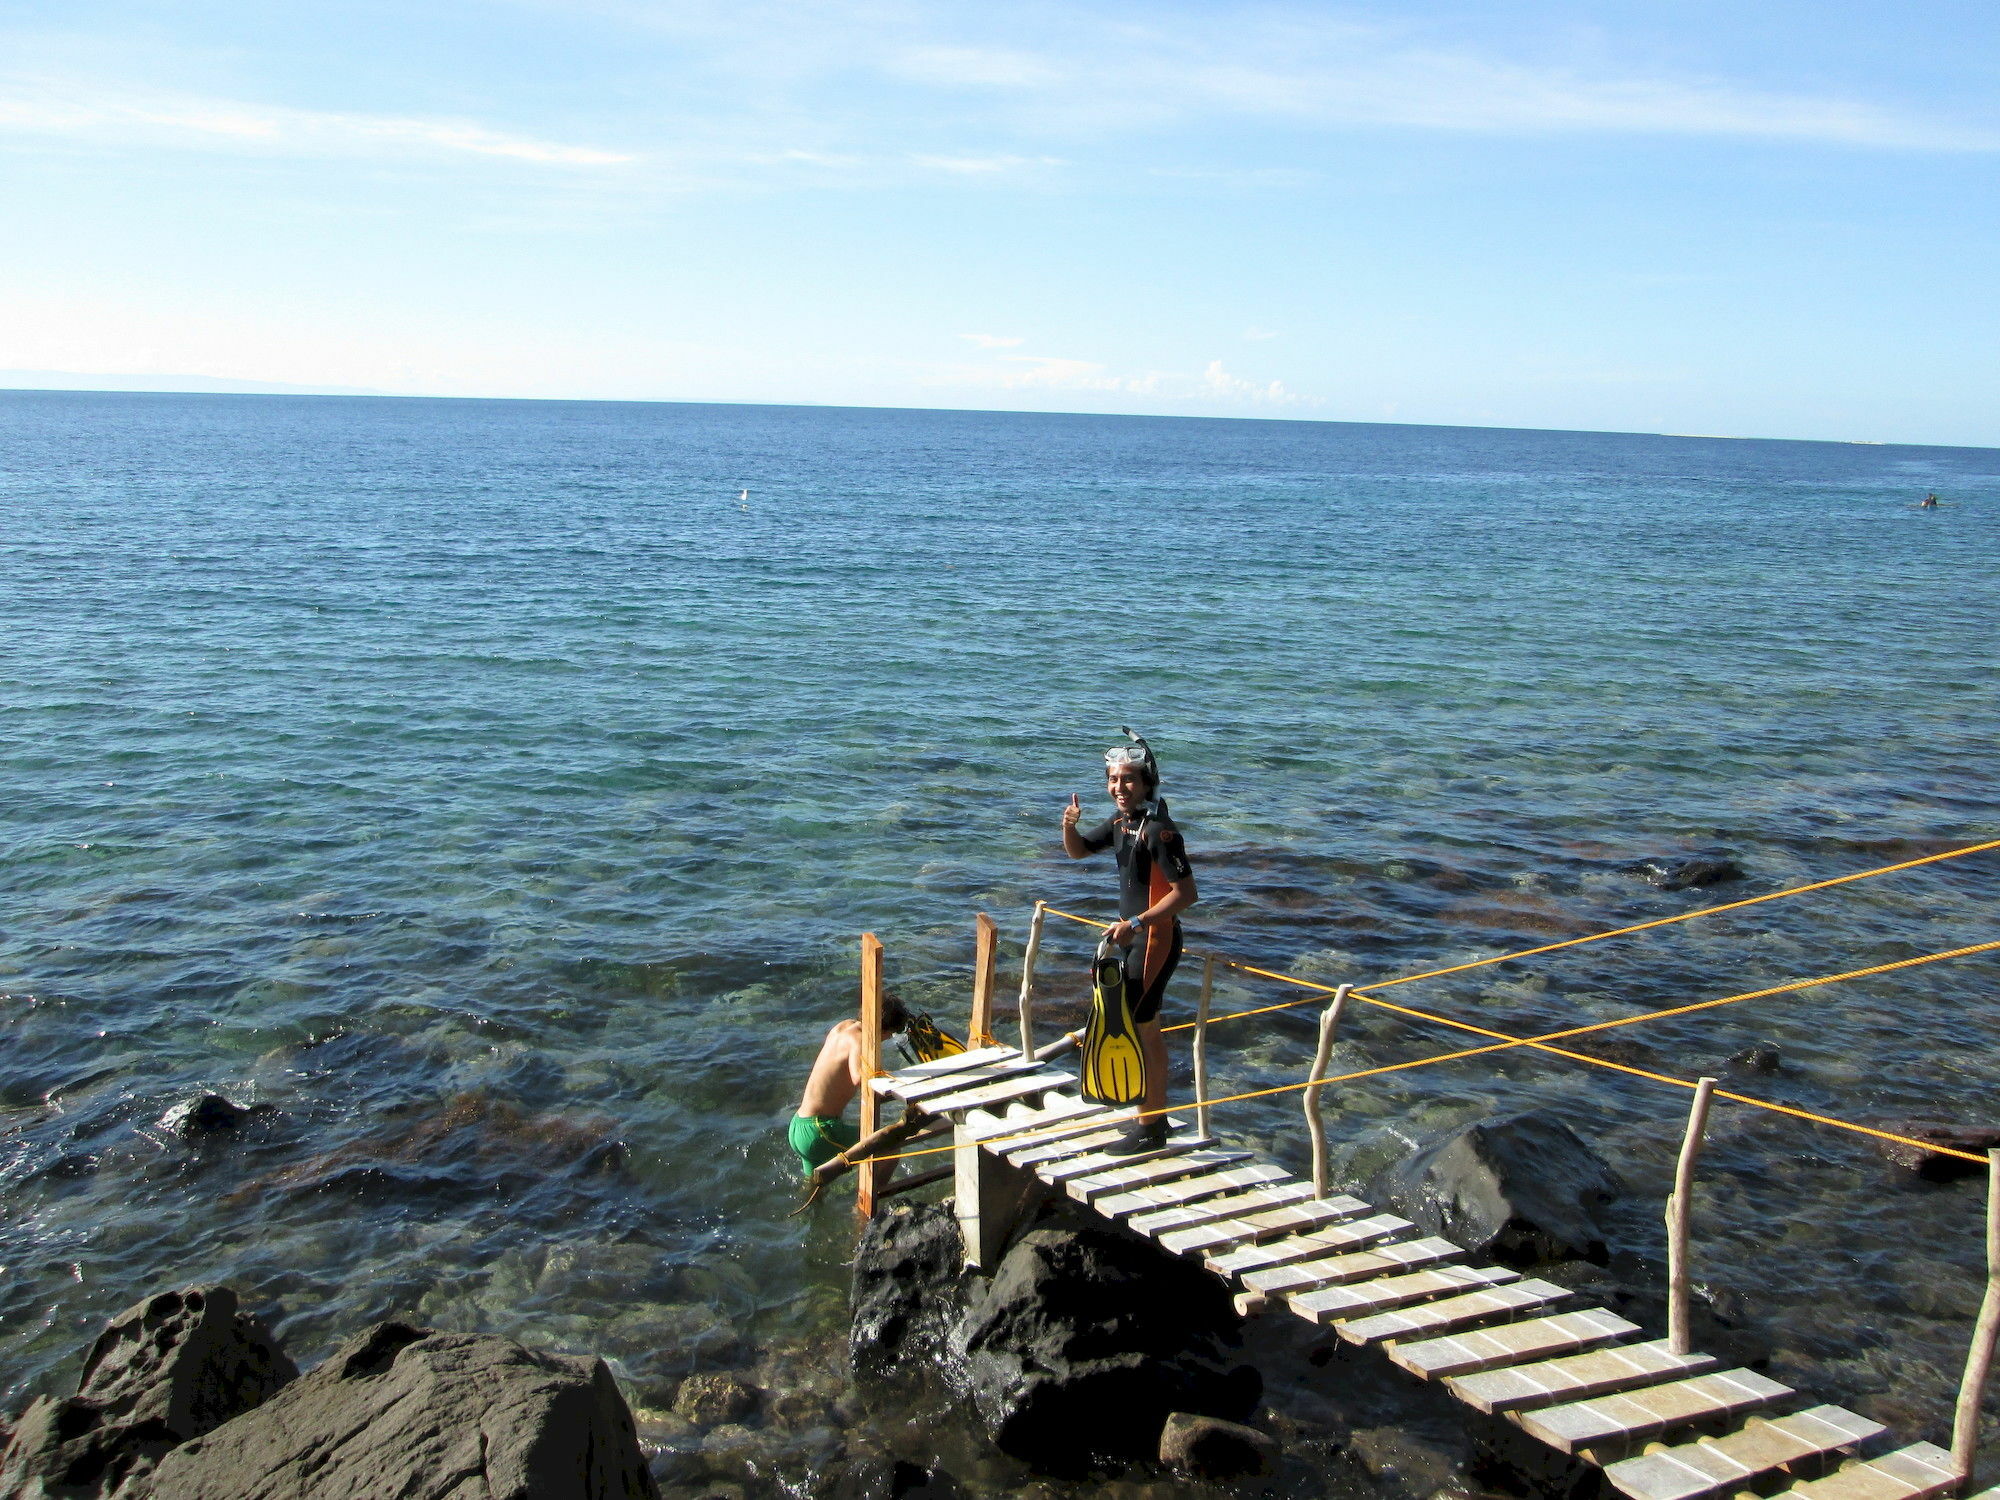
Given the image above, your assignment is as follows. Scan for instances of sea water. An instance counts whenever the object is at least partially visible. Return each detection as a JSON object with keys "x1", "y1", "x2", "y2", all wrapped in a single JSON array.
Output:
[{"x1": 2, "y1": 392, "x2": 1998, "y2": 1469}]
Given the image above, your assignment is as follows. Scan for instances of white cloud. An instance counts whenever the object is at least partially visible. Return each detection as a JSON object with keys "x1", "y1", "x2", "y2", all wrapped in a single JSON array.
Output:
[
  {"x1": 909, "y1": 152, "x2": 1063, "y2": 173},
  {"x1": 960, "y1": 333, "x2": 1026, "y2": 348},
  {"x1": 0, "y1": 81, "x2": 634, "y2": 165}
]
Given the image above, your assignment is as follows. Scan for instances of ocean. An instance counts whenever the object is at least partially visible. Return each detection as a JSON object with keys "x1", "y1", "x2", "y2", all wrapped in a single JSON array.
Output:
[{"x1": 3, "y1": 391, "x2": 1997, "y2": 1482}]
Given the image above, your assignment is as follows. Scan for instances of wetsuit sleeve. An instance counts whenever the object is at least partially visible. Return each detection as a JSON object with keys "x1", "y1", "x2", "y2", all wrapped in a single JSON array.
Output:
[
  {"x1": 1077, "y1": 817, "x2": 1117, "y2": 853},
  {"x1": 1150, "y1": 820, "x2": 1194, "y2": 882}
]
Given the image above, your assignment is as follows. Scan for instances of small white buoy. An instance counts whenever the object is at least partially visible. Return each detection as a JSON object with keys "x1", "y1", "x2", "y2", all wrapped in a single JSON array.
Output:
[{"x1": 739, "y1": 489, "x2": 749, "y2": 501}]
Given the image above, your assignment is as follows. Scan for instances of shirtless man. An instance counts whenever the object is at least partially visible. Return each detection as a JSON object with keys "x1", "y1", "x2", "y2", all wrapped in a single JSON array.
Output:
[{"x1": 789, "y1": 996, "x2": 909, "y2": 1179}]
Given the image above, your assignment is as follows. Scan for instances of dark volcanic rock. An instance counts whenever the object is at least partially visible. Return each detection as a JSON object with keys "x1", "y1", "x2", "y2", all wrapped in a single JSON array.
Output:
[
  {"x1": 1375, "y1": 1110, "x2": 1619, "y2": 1267},
  {"x1": 1729, "y1": 1042, "x2": 1782, "y2": 1075},
  {"x1": 1875, "y1": 1122, "x2": 2000, "y2": 1181},
  {"x1": 851, "y1": 1202, "x2": 971, "y2": 1384},
  {"x1": 1631, "y1": 855, "x2": 1745, "y2": 891},
  {"x1": 957, "y1": 1216, "x2": 1261, "y2": 1472},
  {"x1": 144, "y1": 1323, "x2": 657, "y2": 1500},
  {"x1": 672, "y1": 1372, "x2": 759, "y2": 1426},
  {"x1": 0, "y1": 1285, "x2": 294, "y2": 1500},
  {"x1": 812, "y1": 1454, "x2": 966, "y2": 1500},
  {"x1": 1159, "y1": 1411, "x2": 1280, "y2": 1479},
  {"x1": 158, "y1": 1096, "x2": 274, "y2": 1140}
]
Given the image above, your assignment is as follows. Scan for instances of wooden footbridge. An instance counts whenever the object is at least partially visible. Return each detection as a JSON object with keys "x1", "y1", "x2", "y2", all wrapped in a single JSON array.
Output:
[{"x1": 839, "y1": 840, "x2": 2000, "y2": 1500}]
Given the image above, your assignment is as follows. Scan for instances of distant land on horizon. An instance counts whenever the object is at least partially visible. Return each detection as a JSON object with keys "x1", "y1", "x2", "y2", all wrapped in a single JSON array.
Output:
[{"x1": 1, "y1": 375, "x2": 1992, "y2": 454}]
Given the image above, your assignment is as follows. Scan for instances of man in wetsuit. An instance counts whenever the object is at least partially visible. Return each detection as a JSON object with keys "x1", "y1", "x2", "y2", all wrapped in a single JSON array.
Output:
[{"x1": 1061, "y1": 734, "x2": 1199, "y2": 1152}]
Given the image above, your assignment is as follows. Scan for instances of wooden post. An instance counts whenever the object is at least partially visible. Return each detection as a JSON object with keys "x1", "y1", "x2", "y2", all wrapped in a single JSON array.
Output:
[
  {"x1": 1193, "y1": 954, "x2": 1216, "y2": 1140},
  {"x1": 1666, "y1": 1076, "x2": 1718, "y2": 1356},
  {"x1": 1303, "y1": 984, "x2": 1352, "y2": 1201},
  {"x1": 1016, "y1": 901, "x2": 1046, "y2": 1056},
  {"x1": 1951, "y1": 1149, "x2": 2000, "y2": 1485},
  {"x1": 856, "y1": 933, "x2": 884, "y2": 1219},
  {"x1": 970, "y1": 913, "x2": 998, "y2": 1047}
]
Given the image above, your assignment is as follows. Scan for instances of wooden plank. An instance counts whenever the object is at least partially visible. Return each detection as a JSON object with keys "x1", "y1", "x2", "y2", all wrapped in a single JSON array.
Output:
[
  {"x1": 1204, "y1": 1213, "x2": 1417, "y2": 1277},
  {"x1": 1002, "y1": 1123, "x2": 1132, "y2": 1168},
  {"x1": 1337, "y1": 1279, "x2": 1571, "y2": 1345},
  {"x1": 963, "y1": 1095, "x2": 1111, "y2": 1147},
  {"x1": 1034, "y1": 1134, "x2": 1216, "y2": 1184},
  {"x1": 916, "y1": 1069, "x2": 1078, "y2": 1115},
  {"x1": 1603, "y1": 1407, "x2": 1886, "y2": 1500},
  {"x1": 1388, "y1": 1309, "x2": 1640, "y2": 1381},
  {"x1": 1243, "y1": 1237, "x2": 1464, "y2": 1298},
  {"x1": 1121, "y1": 1181, "x2": 1327, "y2": 1236},
  {"x1": 872, "y1": 1044, "x2": 1018, "y2": 1091},
  {"x1": 1517, "y1": 1369, "x2": 1793, "y2": 1457},
  {"x1": 969, "y1": 911, "x2": 998, "y2": 1045},
  {"x1": 1783, "y1": 1445, "x2": 1960, "y2": 1500},
  {"x1": 1094, "y1": 1164, "x2": 1293, "y2": 1219},
  {"x1": 887, "y1": 1055, "x2": 1043, "y2": 1104},
  {"x1": 1289, "y1": 1264, "x2": 1518, "y2": 1324},
  {"x1": 1065, "y1": 1149, "x2": 1253, "y2": 1202},
  {"x1": 1157, "y1": 1197, "x2": 1368, "y2": 1257},
  {"x1": 1449, "y1": 1338, "x2": 1719, "y2": 1414},
  {"x1": 857, "y1": 933, "x2": 884, "y2": 1219}
]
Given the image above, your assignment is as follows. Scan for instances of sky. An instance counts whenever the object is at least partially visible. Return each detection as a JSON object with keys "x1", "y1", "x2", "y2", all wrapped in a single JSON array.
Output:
[{"x1": 2, "y1": 1, "x2": 1997, "y2": 444}]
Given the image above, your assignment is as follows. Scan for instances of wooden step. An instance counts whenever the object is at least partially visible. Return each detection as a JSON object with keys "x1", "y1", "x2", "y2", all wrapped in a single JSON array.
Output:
[
  {"x1": 1389, "y1": 1309, "x2": 1640, "y2": 1381},
  {"x1": 1204, "y1": 1213, "x2": 1418, "y2": 1277},
  {"x1": 1156, "y1": 1197, "x2": 1368, "y2": 1257},
  {"x1": 1291, "y1": 1264, "x2": 1519, "y2": 1325},
  {"x1": 1338, "y1": 1279, "x2": 1571, "y2": 1345},
  {"x1": 1032, "y1": 1133, "x2": 1216, "y2": 1184},
  {"x1": 1516, "y1": 1369, "x2": 1793, "y2": 1457},
  {"x1": 1121, "y1": 1181, "x2": 1327, "y2": 1236},
  {"x1": 1242, "y1": 1237, "x2": 1464, "y2": 1298},
  {"x1": 1603, "y1": 1406, "x2": 1887, "y2": 1500},
  {"x1": 888, "y1": 1056, "x2": 1043, "y2": 1104},
  {"x1": 1066, "y1": 1150, "x2": 1254, "y2": 1202},
  {"x1": 915, "y1": 1069, "x2": 1078, "y2": 1115},
  {"x1": 873, "y1": 1045, "x2": 1019, "y2": 1091},
  {"x1": 999, "y1": 1122, "x2": 1132, "y2": 1168},
  {"x1": 964, "y1": 1095, "x2": 1112, "y2": 1146},
  {"x1": 1449, "y1": 1338, "x2": 1719, "y2": 1415},
  {"x1": 1094, "y1": 1163, "x2": 1293, "y2": 1219},
  {"x1": 1782, "y1": 1444, "x2": 1960, "y2": 1500}
]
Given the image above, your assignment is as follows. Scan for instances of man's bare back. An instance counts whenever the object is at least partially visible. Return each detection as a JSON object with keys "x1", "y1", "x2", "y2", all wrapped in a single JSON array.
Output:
[{"x1": 798, "y1": 1018, "x2": 867, "y2": 1119}]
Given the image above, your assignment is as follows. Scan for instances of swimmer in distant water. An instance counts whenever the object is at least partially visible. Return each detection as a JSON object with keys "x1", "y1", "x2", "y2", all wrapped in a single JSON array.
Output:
[{"x1": 1920, "y1": 493, "x2": 1940, "y2": 509}]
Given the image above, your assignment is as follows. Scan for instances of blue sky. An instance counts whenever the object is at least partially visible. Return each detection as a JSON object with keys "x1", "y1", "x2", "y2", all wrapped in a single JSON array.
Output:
[{"x1": 2, "y1": 1, "x2": 1997, "y2": 443}]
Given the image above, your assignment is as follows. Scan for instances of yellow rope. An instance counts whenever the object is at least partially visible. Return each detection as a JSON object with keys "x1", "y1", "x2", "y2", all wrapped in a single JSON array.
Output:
[
  {"x1": 862, "y1": 937, "x2": 2000, "y2": 1167},
  {"x1": 1044, "y1": 834, "x2": 1999, "y2": 1031}
]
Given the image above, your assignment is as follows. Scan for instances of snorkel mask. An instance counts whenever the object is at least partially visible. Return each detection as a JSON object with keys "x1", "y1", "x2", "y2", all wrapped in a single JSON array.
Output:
[{"x1": 1104, "y1": 728, "x2": 1160, "y2": 806}]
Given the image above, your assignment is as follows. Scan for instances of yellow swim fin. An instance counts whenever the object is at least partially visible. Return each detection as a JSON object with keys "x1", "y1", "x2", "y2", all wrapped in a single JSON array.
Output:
[
  {"x1": 1080, "y1": 937, "x2": 1146, "y2": 1106},
  {"x1": 901, "y1": 1011, "x2": 966, "y2": 1064}
]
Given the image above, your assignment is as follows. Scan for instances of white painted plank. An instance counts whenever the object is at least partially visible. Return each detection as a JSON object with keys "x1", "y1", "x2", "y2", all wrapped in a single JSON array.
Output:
[
  {"x1": 1094, "y1": 1164, "x2": 1293, "y2": 1219},
  {"x1": 1242, "y1": 1237, "x2": 1463, "y2": 1298},
  {"x1": 1121, "y1": 1182, "x2": 1326, "y2": 1236},
  {"x1": 1337, "y1": 1279, "x2": 1570, "y2": 1345},
  {"x1": 1388, "y1": 1309, "x2": 1639, "y2": 1381},
  {"x1": 1603, "y1": 1407, "x2": 1886, "y2": 1500},
  {"x1": 1157, "y1": 1197, "x2": 1367, "y2": 1257},
  {"x1": 1783, "y1": 1445, "x2": 1960, "y2": 1500},
  {"x1": 888, "y1": 1056, "x2": 1044, "y2": 1104},
  {"x1": 1517, "y1": 1369, "x2": 1793, "y2": 1456},
  {"x1": 1203, "y1": 1213, "x2": 1417, "y2": 1277},
  {"x1": 961, "y1": 1093, "x2": 1109, "y2": 1144},
  {"x1": 1289, "y1": 1264, "x2": 1518, "y2": 1324},
  {"x1": 1034, "y1": 1134, "x2": 1216, "y2": 1184},
  {"x1": 915, "y1": 1069, "x2": 1079, "y2": 1114},
  {"x1": 873, "y1": 1045, "x2": 1018, "y2": 1091},
  {"x1": 1448, "y1": 1338, "x2": 1718, "y2": 1414},
  {"x1": 1066, "y1": 1149, "x2": 1253, "y2": 1202}
]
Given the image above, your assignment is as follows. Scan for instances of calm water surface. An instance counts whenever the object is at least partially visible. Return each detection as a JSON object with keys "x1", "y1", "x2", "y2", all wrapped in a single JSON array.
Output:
[{"x1": 2, "y1": 392, "x2": 1997, "y2": 1478}]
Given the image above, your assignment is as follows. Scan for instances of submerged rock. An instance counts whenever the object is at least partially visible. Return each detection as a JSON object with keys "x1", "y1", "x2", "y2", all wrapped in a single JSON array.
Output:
[
  {"x1": 1374, "y1": 1110, "x2": 1619, "y2": 1267},
  {"x1": 1159, "y1": 1411, "x2": 1280, "y2": 1479},
  {"x1": 851, "y1": 1202, "x2": 972, "y2": 1384},
  {"x1": 159, "y1": 1096, "x2": 275, "y2": 1139},
  {"x1": 0, "y1": 1285, "x2": 295, "y2": 1499},
  {"x1": 1631, "y1": 855, "x2": 1745, "y2": 891},
  {"x1": 1728, "y1": 1042, "x2": 1782, "y2": 1075},
  {"x1": 1874, "y1": 1122, "x2": 2000, "y2": 1181},
  {"x1": 145, "y1": 1322, "x2": 657, "y2": 1500},
  {"x1": 673, "y1": 1372, "x2": 759, "y2": 1426}
]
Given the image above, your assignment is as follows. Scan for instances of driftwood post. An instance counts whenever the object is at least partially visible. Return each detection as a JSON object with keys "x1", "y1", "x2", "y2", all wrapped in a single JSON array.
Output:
[
  {"x1": 1666, "y1": 1076, "x2": 1718, "y2": 1355},
  {"x1": 1193, "y1": 954, "x2": 1216, "y2": 1140},
  {"x1": 856, "y1": 933, "x2": 885, "y2": 1219},
  {"x1": 1303, "y1": 984, "x2": 1352, "y2": 1201},
  {"x1": 1951, "y1": 1148, "x2": 2000, "y2": 1485},
  {"x1": 970, "y1": 912, "x2": 998, "y2": 1046},
  {"x1": 1016, "y1": 900, "x2": 1046, "y2": 1056}
]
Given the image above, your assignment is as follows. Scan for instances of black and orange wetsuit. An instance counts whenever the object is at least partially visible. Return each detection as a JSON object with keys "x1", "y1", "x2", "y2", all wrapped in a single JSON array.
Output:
[{"x1": 1078, "y1": 800, "x2": 1194, "y2": 1022}]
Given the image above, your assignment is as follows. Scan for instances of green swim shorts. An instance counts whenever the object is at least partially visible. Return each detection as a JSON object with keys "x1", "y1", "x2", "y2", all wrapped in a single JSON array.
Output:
[{"x1": 788, "y1": 1113, "x2": 859, "y2": 1176}]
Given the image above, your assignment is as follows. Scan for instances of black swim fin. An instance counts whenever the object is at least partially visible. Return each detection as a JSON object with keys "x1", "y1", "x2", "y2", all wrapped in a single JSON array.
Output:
[
  {"x1": 1079, "y1": 936, "x2": 1146, "y2": 1106},
  {"x1": 899, "y1": 1010, "x2": 967, "y2": 1066}
]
